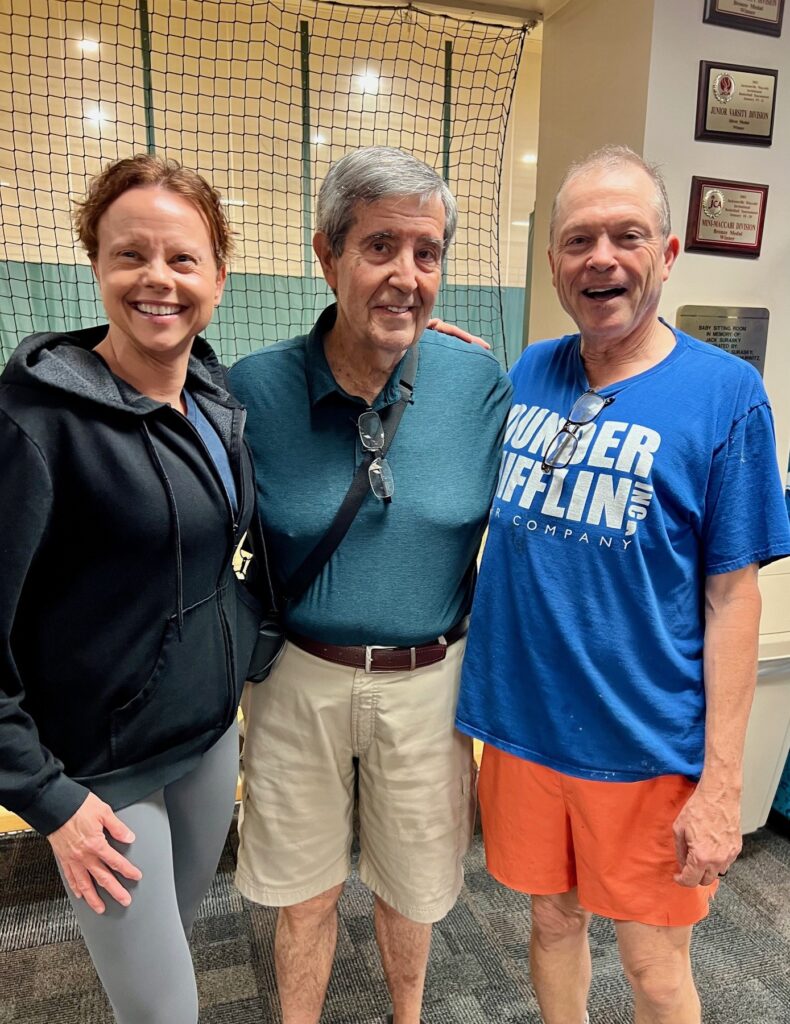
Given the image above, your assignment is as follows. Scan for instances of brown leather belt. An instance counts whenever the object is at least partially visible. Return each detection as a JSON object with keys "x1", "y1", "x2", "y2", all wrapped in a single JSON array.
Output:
[{"x1": 287, "y1": 617, "x2": 469, "y2": 673}]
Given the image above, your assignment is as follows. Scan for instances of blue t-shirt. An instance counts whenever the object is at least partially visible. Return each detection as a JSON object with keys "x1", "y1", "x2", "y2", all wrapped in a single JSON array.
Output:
[
  {"x1": 456, "y1": 324, "x2": 790, "y2": 781},
  {"x1": 229, "y1": 305, "x2": 512, "y2": 645}
]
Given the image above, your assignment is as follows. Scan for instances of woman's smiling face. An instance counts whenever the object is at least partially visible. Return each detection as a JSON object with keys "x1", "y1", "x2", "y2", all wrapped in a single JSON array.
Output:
[{"x1": 91, "y1": 186, "x2": 226, "y2": 362}]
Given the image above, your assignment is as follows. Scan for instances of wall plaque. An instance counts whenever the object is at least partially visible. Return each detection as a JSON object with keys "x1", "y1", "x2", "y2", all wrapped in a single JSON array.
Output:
[
  {"x1": 703, "y1": 0, "x2": 784, "y2": 36},
  {"x1": 676, "y1": 305, "x2": 769, "y2": 376},
  {"x1": 685, "y1": 176, "x2": 768, "y2": 257},
  {"x1": 695, "y1": 61, "x2": 777, "y2": 145}
]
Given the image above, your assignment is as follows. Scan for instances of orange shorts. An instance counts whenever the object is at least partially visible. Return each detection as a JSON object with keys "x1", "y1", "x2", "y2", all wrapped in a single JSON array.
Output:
[{"x1": 478, "y1": 745, "x2": 717, "y2": 928}]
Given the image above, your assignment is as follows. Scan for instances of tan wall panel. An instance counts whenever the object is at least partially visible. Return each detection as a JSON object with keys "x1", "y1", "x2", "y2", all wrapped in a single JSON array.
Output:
[{"x1": 0, "y1": 0, "x2": 144, "y2": 264}]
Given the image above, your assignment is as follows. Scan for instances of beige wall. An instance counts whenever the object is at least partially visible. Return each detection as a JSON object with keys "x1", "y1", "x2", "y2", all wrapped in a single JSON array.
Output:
[
  {"x1": 528, "y1": 0, "x2": 656, "y2": 343},
  {"x1": 500, "y1": 29, "x2": 541, "y2": 288}
]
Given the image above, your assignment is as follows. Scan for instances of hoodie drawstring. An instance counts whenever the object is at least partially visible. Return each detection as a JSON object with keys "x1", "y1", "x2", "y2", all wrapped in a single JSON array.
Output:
[{"x1": 142, "y1": 422, "x2": 185, "y2": 639}]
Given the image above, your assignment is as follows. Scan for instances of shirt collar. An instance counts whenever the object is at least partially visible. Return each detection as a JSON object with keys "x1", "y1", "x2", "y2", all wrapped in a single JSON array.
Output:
[{"x1": 305, "y1": 303, "x2": 410, "y2": 410}]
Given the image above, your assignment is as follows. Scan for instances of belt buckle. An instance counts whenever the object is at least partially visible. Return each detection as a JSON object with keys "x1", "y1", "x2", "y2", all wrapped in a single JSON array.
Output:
[{"x1": 365, "y1": 644, "x2": 408, "y2": 672}]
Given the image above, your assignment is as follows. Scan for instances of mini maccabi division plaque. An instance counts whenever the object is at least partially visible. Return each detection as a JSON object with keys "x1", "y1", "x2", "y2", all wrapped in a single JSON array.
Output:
[
  {"x1": 685, "y1": 176, "x2": 768, "y2": 257},
  {"x1": 695, "y1": 61, "x2": 777, "y2": 145},
  {"x1": 676, "y1": 305, "x2": 769, "y2": 376},
  {"x1": 703, "y1": 0, "x2": 784, "y2": 36}
]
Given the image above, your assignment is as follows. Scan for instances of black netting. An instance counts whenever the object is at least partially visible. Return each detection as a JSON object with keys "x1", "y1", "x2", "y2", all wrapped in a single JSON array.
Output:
[{"x1": 1, "y1": 0, "x2": 526, "y2": 366}]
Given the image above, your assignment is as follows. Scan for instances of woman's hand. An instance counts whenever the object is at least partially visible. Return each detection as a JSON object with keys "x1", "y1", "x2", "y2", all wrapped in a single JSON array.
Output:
[
  {"x1": 427, "y1": 318, "x2": 491, "y2": 350},
  {"x1": 47, "y1": 792, "x2": 143, "y2": 914}
]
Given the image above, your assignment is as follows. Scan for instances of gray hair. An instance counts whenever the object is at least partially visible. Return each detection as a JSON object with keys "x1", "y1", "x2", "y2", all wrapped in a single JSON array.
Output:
[
  {"x1": 316, "y1": 147, "x2": 458, "y2": 256},
  {"x1": 549, "y1": 144, "x2": 672, "y2": 246}
]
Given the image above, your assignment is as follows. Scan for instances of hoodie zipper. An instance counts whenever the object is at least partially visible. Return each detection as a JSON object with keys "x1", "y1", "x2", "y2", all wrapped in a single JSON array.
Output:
[
  {"x1": 145, "y1": 404, "x2": 247, "y2": 726},
  {"x1": 176, "y1": 402, "x2": 253, "y2": 719},
  {"x1": 141, "y1": 422, "x2": 186, "y2": 639}
]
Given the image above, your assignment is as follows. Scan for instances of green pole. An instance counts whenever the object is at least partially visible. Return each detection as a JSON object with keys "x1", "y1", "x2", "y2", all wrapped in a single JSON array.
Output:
[
  {"x1": 442, "y1": 41, "x2": 452, "y2": 184},
  {"x1": 300, "y1": 21, "x2": 313, "y2": 279},
  {"x1": 441, "y1": 40, "x2": 453, "y2": 282},
  {"x1": 138, "y1": 0, "x2": 156, "y2": 153}
]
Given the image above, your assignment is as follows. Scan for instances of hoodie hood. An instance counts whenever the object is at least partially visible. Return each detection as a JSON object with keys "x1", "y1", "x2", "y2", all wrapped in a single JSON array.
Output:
[{"x1": 3, "y1": 324, "x2": 236, "y2": 416}]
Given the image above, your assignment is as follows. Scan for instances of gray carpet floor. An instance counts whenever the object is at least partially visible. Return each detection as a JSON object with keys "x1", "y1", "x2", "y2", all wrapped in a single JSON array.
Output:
[{"x1": 1, "y1": 823, "x2": 788, "y2": 1023}]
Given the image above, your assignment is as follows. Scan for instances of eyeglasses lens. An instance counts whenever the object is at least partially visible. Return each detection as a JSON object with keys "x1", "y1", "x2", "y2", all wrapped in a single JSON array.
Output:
[
  {"x1": 544, "y1": 430, "x2": 578, "y2": 469},
  {"x1": 369, "y1": 456, "x2": 395, "y2": 500},
  {"x1": 358, "y1": 410, "x2": 385, "y2": 451},
  {"x1": 568, "y1": 391, "x2": 607, "y2": 424}
]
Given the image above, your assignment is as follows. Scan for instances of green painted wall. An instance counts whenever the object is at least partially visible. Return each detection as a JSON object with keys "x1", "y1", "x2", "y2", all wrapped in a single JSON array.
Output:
[{"x1": 1, "y1": 262, "x2": 525, "y2": 368}]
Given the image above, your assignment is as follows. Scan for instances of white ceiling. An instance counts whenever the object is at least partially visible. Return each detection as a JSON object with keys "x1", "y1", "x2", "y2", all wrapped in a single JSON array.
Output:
[
  {"x1": 348, "y1": 1, "x2": 549, "y2": 26},
  {"x1": 416, "y1": 1, "x2": 543, "y2": 23},
  {"x1": 455, "y1": 0, "x2": 544, "y2": 15},
  {"x1": 413, "y1": 0, "x2": 576, "y2": 22}
]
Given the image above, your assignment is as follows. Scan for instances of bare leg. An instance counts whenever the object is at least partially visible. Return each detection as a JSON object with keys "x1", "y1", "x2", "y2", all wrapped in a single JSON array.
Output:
[
  {"x1": 616, "y1": 920, "x2": 700, "y2": 1024},
  {"x1": 374, "y1": 895, "x2": 431, "y2": 1024},
  {"x1": 529, "y1": 891, "x2": 591, "y2": 1024},
  {"x1": 275, "y1": 883, "x2": 344, "y2": 1024}
]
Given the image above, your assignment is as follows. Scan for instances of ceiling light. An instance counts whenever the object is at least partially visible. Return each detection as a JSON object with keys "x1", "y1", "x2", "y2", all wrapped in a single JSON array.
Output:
[
  {"x1": 311, "y1": 132, "x2": 326, "y2": 145},
  {"x1": 221, "y1": 198, "x2": 247, "y2": 207},
  {"x1": 511, "y1": 220, "x2": 531, "y2": 227},
  {"x1": 521, "y1": 153, "x2": 537, "y2": 164},
  {"x1": 356, "y1": 71, "x2": 379, "y2": 94},
  {"x1": 78, "y1": 39, "x2": 100, "y2": 54},
  {"x1": 84, "y1": 106, "x2": 107, "y2": 124}
]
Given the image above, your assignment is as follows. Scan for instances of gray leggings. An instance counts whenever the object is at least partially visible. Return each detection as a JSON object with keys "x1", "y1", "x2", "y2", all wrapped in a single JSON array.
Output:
[{"x1": 59, "y1": 724, "x2": 239, "y2": 1024}]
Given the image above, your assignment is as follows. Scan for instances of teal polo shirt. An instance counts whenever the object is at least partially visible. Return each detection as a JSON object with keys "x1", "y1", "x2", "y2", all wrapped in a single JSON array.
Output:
[{"x1": 229, "y1": 305, "x2": 512, "y2": 646}]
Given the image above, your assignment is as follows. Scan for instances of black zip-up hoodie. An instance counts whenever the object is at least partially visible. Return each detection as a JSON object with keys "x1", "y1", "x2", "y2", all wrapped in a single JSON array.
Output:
[{"x1": 0, "y1": 326, "x2": 264, "y2": 835}]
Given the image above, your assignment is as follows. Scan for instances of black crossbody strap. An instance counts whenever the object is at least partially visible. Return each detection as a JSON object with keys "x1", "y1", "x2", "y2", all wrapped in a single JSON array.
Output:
[{"x1": 282, "y1": 343, "x2": 418, "y2": 603}]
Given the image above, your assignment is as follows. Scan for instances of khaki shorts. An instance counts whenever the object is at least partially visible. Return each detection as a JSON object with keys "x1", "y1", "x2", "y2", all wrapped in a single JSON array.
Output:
[{"x1": 235, "y1": 637, "x2": 475, "y2": 924}]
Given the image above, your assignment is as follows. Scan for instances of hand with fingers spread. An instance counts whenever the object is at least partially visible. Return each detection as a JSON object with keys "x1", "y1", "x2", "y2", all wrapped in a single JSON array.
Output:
[
  {"x1": 426, "y1": 317, "x2": 491, "y2": 350},
  {"x1": 672, "y1": 783, "x2": 742, "y2": 888},
  {"x1": 47, "y1": 793, "x2": 143, "y2": 914}
]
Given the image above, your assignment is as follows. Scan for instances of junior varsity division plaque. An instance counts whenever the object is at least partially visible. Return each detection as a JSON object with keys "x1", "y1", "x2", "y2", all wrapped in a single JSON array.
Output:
[{"x1": 695, "y1": 61, "x2": 777, "y2": 145}]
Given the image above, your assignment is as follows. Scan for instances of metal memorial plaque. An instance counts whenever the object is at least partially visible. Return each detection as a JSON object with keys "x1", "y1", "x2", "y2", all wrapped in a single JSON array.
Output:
[
  {"x1": 676, "y1": 305, "x2": 769, "y2": 376},
  {"x1": 695, "y1": 61, "x2": 777, "y2": 145}
]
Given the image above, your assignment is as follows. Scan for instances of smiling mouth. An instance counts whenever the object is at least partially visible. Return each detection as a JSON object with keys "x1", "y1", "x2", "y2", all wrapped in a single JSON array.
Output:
[
  {"x1": 131, "y1": 302, "x2": 186, "y2": 316},
  {"x1": 381, "y1": 305, "x2": 414, "y2": 314},
  {"x1": 582, "y1": 287, "x2": 627, "y2": 301}
]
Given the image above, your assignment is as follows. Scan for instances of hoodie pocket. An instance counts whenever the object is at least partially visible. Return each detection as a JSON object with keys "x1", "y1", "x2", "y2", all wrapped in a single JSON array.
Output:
[{"x1": 110, "y1": 591, "x2": 230, "y2": 769}]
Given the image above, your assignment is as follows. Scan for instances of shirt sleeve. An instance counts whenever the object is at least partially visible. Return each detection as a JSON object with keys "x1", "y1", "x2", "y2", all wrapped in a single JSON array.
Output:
[
  {"x1": 0, "y1": 410, "x2": 89, "y2": 834},
  {"x1": 703, "y1": 399, "x2": 790, "y2": 575},
  {"x1": 488, "y1": 360, "x2": 515, "y2": 452}
]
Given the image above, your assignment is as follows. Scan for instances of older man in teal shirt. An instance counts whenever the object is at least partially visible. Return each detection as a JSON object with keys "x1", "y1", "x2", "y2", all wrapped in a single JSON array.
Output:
[{"x1": 230, "y1": 147, "x2": 511, "y2": 1024}]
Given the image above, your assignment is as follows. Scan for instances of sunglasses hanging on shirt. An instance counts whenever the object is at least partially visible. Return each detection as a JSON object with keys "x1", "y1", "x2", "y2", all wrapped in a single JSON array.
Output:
[{"x1": 283, "y1": 342, "x2": 418, "y2": 599}]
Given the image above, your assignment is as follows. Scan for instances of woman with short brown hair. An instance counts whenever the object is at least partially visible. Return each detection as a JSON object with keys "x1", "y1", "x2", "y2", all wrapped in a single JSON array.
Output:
[{"x1": 0, "y1": 155, "x2": 265, "y2": 1023}]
